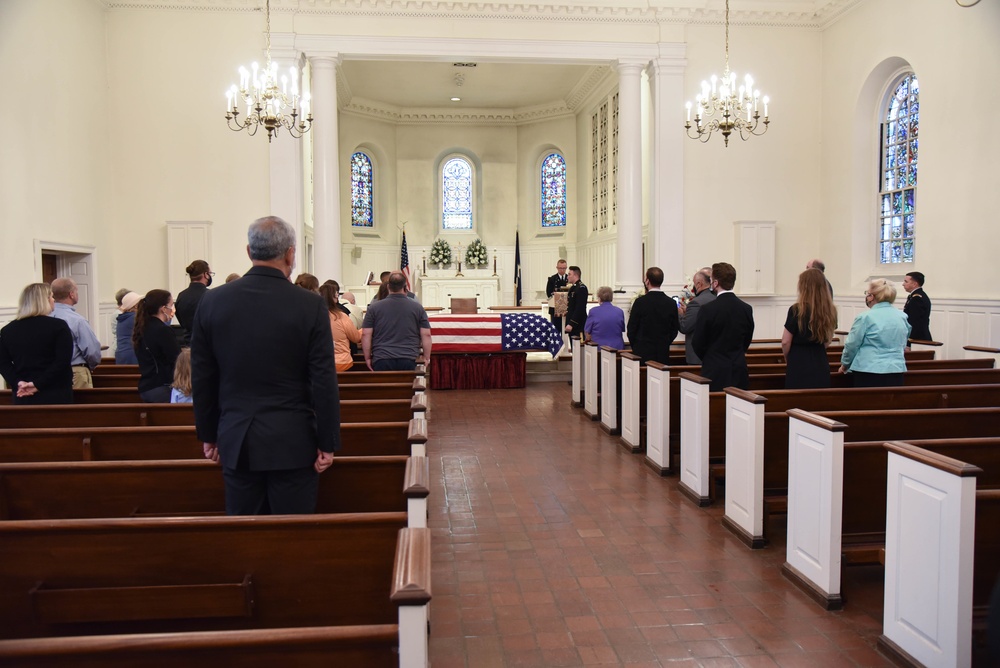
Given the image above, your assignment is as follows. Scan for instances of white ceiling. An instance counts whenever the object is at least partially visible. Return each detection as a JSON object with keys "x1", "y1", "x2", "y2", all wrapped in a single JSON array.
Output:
[{"x1": 340, "y1": 61, "x2": 599, "y2": 111}]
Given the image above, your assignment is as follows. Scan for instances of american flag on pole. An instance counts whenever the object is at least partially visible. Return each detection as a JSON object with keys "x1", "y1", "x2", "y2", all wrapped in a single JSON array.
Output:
[
  {"x1": 400, "y1": 231, "x2": 411, "y2": 292},
  {"x1": 430, "y1": 313, "x2": 562, "y2": 358}
]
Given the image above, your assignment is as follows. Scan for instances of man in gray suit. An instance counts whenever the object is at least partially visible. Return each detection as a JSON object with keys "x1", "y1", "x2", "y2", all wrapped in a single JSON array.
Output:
[{"x1": 677, "y1": 269, "x2": 715, "y2": 364}]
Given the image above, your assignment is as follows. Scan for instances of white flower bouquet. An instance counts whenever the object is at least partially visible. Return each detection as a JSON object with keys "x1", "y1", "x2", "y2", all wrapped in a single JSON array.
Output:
[
  {"x1": 429, "y1": 238, "x2": 452, "y2": 266},
  {"x1": 465, "y1": 239, "x2": 489, "y2": 267}
]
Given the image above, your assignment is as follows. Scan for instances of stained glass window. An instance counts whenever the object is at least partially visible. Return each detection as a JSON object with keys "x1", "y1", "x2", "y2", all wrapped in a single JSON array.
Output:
[
  {"x1": 350, "y1": 152, "x2": 373, "y2": 228},
  {"x1": 541, "y1": 153, "x2": 567, "y2": 228},
  {"x1": 442, "y1": 157, "x2": 473, "y2": 230},
  {"x1": 879, "y1": 74, "x2": 918, "y2": 264}
]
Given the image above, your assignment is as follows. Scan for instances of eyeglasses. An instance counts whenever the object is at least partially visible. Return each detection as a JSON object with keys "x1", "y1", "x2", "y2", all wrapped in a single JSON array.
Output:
[
  {"x1": 863, "y1": 291, "x2": 871, "y2": 296},
  {"x1": 206, "y1": 272, "x2": 216, "y2": 277}
]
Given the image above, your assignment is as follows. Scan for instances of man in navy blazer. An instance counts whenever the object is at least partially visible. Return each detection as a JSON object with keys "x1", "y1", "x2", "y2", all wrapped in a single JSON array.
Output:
[
  {"x1": 192, "y1": 216, "x2": 340, "y2": 515},
  {"x1": 692, "y1": 262, "x2": 755, "y2": 392},
  {"x1": 626, "y1": 266, "x2": 679, "y2": 365}
]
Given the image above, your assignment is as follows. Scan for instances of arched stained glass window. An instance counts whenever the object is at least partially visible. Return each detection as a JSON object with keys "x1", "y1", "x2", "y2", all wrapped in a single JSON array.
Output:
[
  {"x1": 541, "y1": 153, "x2": 567, "y2": 228},
  {"x1": 442, "y1": 157, "x2": 473, "y2": 230},
  {"x1": 879, "y1": 73, "x2": 919, "y2": 264},
  {"x1": 351, "y1": 151, "x2": 373, "y2": 228}
]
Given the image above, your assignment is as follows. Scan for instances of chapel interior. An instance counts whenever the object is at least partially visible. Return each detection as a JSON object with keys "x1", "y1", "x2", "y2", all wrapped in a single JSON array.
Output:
[{"x1": 1, "y1": 0, "x2": 999, "y2": 665}]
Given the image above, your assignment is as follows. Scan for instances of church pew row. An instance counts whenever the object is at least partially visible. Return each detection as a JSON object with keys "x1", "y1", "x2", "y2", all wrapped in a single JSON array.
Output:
[
  {"x1": 0, "y1": 514, "x2": 431, "y2": 668},
  {"x1": 0, "y1": 456, "x2": 430, "y2": 527},
  {"x1": 0, "y1": 396, "x2": 427, "y2": 429},
  {"x1": 781, "y1": 418, "x2": 1000, "y2": 611},
  {"x1": 677, "y1": 380, "x2": 1000, "y2": 507},
  {"x1": 0, "y1": 420, "x2": 429, "y2": 463},
  {"x1": 0, "y1": 625, "x2": 403, "y2": 668},
  {"x1": 723, "y1": 406, "x2": 1000, "y2": 553},
  {"x1": 1, "y1": 380, "x2": 428, "y2": 405},
  {"x1": 94, "y1": 365, "x2": 426, "y2": 380},
  {"x1": 632, "y1": 364, "x2": 1000, "y2": 478},
  {"x1": 878, "y1": 443, "x2": 1000, "y2": 668}
]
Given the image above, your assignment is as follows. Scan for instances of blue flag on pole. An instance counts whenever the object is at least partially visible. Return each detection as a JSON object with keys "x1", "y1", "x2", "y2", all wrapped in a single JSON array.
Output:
[{"x1": 514, "y1": 230, "x2": 522, "y2": 306}]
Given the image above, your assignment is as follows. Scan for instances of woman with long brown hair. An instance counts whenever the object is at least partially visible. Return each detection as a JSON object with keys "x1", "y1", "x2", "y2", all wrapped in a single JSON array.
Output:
[
  {"x1": 132, "y1": 289, "x2": 181, "y2": 402},
  {"x1": 782, "y1": 268, "x2": 838, "y2": 388},
  {"x1": 319, "y1": 282, "x2": 361, "y2": 373}
]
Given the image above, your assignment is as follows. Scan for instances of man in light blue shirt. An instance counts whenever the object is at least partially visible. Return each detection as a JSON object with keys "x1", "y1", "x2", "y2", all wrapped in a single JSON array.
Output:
[{"x1": 51, "y1": 278, "x2": 102, "y2": 388}]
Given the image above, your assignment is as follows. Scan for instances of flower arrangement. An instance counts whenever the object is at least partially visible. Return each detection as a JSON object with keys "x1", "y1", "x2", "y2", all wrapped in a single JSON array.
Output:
[
  {"x1": 429, "y1": 238, "x2": 452, "y2": 266},
  {"x1": 677, "y1": 283, "x2": 695, "y2": 307},
  {"x1": 465, "y1": 238, "x2": 489, "y2": 267}
]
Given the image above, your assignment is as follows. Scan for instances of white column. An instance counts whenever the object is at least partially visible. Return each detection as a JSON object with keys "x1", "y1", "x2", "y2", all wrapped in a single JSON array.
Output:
[
  {"x1": 309, "y1": 55, "x2": 342, "y2": 282},
  {"x1": 268, "y1": 122, "x2": 303, "y2": 237},
  {"x1": 615, "y1": 60, "x2": 645, "y2": 298},
  {"x1": 647, "y1": 48, "x2": 687, "y2": 292}
]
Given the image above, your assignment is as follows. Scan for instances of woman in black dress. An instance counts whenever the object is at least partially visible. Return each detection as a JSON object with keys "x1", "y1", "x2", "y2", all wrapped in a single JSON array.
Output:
[
  {"x1": 132, "y1": 289, "x2": 181, "y2": 403},
  {"x1": 0, "y1": 283, "x2": 74, "y2": 404},
  {"x1": 782, "y1": 268, "x2": 838, "y2": 389}
]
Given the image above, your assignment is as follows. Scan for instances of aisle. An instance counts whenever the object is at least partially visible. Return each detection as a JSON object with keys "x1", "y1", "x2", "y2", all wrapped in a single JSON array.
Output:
[{"x1": 426, "y1": 383, "x2": 890, "y2": 667}]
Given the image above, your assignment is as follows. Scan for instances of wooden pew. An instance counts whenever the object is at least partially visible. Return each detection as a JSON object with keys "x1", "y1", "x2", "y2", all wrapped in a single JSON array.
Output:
[
  {"x1": 777, "y1": 409, "x2": 1000, "y2": 609},
  {"x1": 598, "y1": 346, "x2": 621, "y2": 437},
  {"x1": 582, "y1": 342, "x2": 601, "y2": 420},
  {"x1": 0, "y1": 382, "x2": 425, "y2": 405},
  {"x1": 879, "y1": 443, "x2": 999, "y2": 668},
  {"x1": 0, "y1": 625, "x2": 404, "y2": 667},
  {"x1": 619, "y1": 353, "x2": 645, "y2": 453},
  {"x1": 0, "y1": 514, "x2": 430, "y2": 667},
  {"x1": 724, "y1": 406, "x2": 1000, "y2": 551},
  {"x1": 0, "y1": 456, "x2": 430, "y2": 527},
  {"x1": 90, "y1": 371, "x2": 427, "y2": 392},
  {"x1": 0, "y1": 397, "x2": 427, "y2": 429},
  {"x1": 0, "y1": 420, "x2": 428, "y2": 463}
]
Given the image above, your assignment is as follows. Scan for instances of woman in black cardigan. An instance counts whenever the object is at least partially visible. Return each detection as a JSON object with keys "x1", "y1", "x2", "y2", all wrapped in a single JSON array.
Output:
[
  {"x1": 0, "y1": 283, "x2": 74, "y2": 405},
  {"x1": 132, "y1": 289, "x2": 181, "y2": 403}
]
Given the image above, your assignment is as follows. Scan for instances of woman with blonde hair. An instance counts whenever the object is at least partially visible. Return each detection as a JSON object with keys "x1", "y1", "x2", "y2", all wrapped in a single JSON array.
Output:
[
  {"x1": 0, "y1": 283, "x2": 74, "y2": 404},
  {"x1": 319, "y1": 283, "x2": 361, "y2": 373},
  {"x1": 171, "y1": 348, "x2": 193, "y2": 404},
  {"x1": 782, "y1": 268, "x2": 838, "y2": 388},
  {"x1": 839, "y1": 278, "x2": 910, "y2": 387}
]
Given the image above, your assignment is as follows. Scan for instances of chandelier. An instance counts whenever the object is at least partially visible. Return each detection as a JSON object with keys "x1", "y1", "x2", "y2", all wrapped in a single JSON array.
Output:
[
  {"x1": 684, "y1": 0, "x2": 769, "y2": 147},
  {"x1": 225, "y1": 0, "x2": 312, "y2": 142}
]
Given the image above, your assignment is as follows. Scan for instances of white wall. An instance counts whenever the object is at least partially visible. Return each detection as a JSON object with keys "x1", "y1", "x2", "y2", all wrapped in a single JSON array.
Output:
[{"x1": 0, "y1": 0, "x2": 110, "y2": 306}]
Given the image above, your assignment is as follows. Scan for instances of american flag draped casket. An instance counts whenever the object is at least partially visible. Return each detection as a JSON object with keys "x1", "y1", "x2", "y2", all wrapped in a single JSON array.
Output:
[{"x1": 428, "y1": 313, "x2": 563, "y2": 358}]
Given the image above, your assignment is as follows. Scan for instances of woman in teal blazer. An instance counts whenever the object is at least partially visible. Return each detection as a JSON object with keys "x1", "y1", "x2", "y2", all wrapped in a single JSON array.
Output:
[{"x1": 839, "y1": 278, "x2": 911, "y2": 387}]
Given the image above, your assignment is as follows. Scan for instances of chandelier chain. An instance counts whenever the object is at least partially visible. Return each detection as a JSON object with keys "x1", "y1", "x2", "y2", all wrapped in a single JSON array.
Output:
[
  {"x1": 264, "y1": 0, "x2": 271, "y2": 65},
  {"x1": 724, "y1": 0, "x2": 730, "y2": 75}
]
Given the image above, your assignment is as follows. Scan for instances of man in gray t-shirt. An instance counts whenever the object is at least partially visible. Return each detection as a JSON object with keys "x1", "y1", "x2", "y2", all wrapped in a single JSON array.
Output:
[{"x1": 361, "y1": 271, "x2": 432, "y2": 371}]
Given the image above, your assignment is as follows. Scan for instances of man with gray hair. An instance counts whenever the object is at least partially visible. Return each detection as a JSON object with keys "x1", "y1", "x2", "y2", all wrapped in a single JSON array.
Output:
[
  {"x1": 51, "y1": 277, "x2": 102, "y2": 388},
  {"x1": 678, "y1": 269, "x2": 716, "y2": 364},
  {"x1": 192, "y1": 216, "x2": 341, "y2": 515}
]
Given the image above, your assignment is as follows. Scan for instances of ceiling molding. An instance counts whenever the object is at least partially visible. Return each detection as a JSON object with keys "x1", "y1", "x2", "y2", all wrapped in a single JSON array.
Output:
[
  {"x1": 342, "y1": 97, "x2": 581, "y2": 126},
  {"x1": 565, "y1": 66, "x2": 613, "y2": 112},
  {"x1": 102, "y1": 0, "x2": 865, "y2": 29}
]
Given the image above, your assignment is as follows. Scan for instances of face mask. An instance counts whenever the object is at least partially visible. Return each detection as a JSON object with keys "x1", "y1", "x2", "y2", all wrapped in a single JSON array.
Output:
[{"x1": 205, "y1": 275, "x2": 213, "y2": 287}]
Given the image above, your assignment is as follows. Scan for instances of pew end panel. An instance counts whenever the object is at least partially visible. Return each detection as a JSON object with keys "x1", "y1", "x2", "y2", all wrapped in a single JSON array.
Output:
[
  {"x1": 619, "y1": 353, "x2": 644, "y2": 451},
  {"x1": 678, "y1": 373, "x2": 712, "y2": 507},
  {"x1": 571, "y1": 342, "x2": 584, "y2": 407},
  {"x1": 879, "y1": 443, "x2": 981, "y2": 668},
  {"x1": 782, "y1": 409, "x2": 847, "y2": 611},
  {"x1": 599, "y1": 347, "x2": 621, "y2": 437},
  {"x1": 722, "y1": 389, "x2": 767, "y2": 549},
  {"x1": 392, "y1": 527, "x2": 432, "y2": 668},
  {"x1": 407, "y1": 419, "x2": 429, "y2": 458},
  {"x1": 583, "y1": 343, "x2": 601, "y2": 420},
  {"x1": 404, "y1": 456, "x2": 431, "y2": 529},
  {"x1": 643, "y1": 363, "x2": 672, "y2": 476}
]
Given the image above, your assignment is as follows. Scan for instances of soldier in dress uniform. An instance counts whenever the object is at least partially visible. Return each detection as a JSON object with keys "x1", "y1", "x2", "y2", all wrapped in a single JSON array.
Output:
[
  {"x1": 564, "y1": 266, "x2": 589, "y2": 349},
  {"x1": 545, "y1": 259, "x2": 570, "y2": 328},
  {"x1": 902, "y1": 271, "x2": 932, "y2": 341}
]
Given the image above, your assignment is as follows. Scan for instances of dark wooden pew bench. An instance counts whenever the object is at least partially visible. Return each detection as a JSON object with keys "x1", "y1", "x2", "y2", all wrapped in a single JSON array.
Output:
[
  {"x1": 0, "y1": 398, "x2": 427, "y2": 429},
  {"x1": 0, "y1": 515, "x2": 430, "y2": 666},
  {"x1": 0, "y1": 420, "x2": 427, "y2": 463},
  {"x1": 0, "y1": 455, "x2": 430, "y2": 523}
]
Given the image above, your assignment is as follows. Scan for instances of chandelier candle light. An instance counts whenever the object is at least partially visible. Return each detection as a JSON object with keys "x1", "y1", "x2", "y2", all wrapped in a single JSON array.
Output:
[
  {"x1": 684, "y1": 0, "x2": 769, "y2": 146},
  {"x1": 225, "y1": 0, "x2": 313, "y2": 142}
]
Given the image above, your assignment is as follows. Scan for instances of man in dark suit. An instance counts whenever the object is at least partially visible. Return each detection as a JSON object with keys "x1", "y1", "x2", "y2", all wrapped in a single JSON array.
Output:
[
  {"x1": 192, "y1": 216, "x2": 340, "y2": 515},
  {"x1": 627, "y1": 267, "x2": 679, "y2": 365},
  {"x1": 677, "y1": 269, "x2": 715, "y2": 364},
  {"x1": 902, "y1": 271, "x2": 932, "y2": 341},
  {"x1": 176, "y1": 259, "x2": 213, "y2": 345},
  {"x1": 693, "y1": 262, "x2": 755, "y2": 392},
  {"x1": 564, "y1": 265, "x2": 588, "y2": 348},
  {"x1": 545, "y1": 259, "x2": 569, "y2": 328}
]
